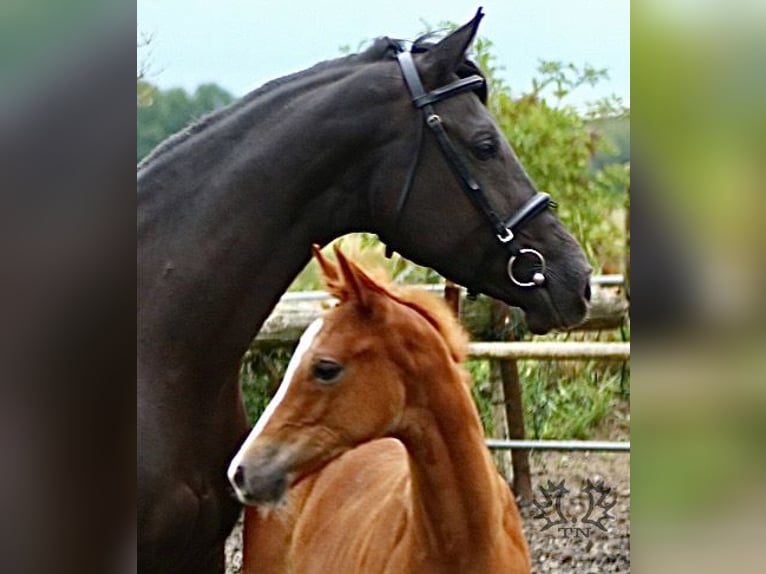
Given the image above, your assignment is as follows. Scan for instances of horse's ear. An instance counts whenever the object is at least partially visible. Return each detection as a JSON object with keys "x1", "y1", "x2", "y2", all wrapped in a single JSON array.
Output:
[
  {"x1": 332, "y1": 245, "x2": 378, "y2": 310},
  {"x1": 313, "y1": 244, "x2": 346, "y2": 298},
  {"x1": 420, "y1": 8, "x2": 484, "y2": 84},
  {"x1": 313, "y1": 244, "x2": 339, "y2": 283}
]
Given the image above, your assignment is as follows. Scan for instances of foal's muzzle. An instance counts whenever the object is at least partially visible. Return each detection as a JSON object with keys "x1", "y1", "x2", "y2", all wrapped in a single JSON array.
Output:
[{"x1": 229, "y1": 457, "x2": 290, "y2": 505}]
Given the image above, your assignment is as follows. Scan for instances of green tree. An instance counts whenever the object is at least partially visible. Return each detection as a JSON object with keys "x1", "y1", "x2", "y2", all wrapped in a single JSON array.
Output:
[{"x1": 137, "y1": 81, "x2": 235, "y2": 162}]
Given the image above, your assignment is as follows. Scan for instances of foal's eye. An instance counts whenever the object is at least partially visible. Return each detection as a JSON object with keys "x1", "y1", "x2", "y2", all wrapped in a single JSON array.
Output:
[
  {"x1": 312, "y1": 359, "x2": 344, "y2": 384},
  {"x1": 472, "y1": 137, "x2": 499, "y2": 160}
]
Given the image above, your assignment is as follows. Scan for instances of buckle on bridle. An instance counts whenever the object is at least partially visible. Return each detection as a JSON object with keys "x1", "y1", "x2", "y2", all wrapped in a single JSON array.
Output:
[
  {"x1": 425, "y1": 113, "x2": 441, "y2": 127},
  {"x1": 496, "y1": 228, "x2": 514, "y2": 243}
]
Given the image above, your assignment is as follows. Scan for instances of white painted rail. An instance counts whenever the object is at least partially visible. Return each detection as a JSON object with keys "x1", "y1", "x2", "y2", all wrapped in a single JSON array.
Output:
[
  {"x1": 468, "y1": 341, "x2": 630, "y2": 361},
  {"x1": 485, "y1": 439, "x2": 630, "y2": 452}
]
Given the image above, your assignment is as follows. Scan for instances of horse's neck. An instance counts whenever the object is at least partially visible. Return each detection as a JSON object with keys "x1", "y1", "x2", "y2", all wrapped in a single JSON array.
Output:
[
  {"x1": 138, "y1": 84, "x2": 372, "y2": 379},
  {"x1": 397, "y1": 355, "x2": 510, "y2": 560}
]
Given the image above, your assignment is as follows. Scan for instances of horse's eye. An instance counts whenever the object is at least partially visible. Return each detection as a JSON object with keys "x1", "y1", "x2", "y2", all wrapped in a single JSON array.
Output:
[
  {"x1": 472, "y1": 138, "x2": 498, "y2": 160},
  {"x1": 312, "y1": 359, "x2": 344, "y2": 384}
]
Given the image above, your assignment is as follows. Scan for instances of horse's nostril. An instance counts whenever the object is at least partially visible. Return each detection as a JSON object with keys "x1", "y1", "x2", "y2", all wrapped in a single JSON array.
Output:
[
  {"x1": 233, "y1": 465, "x2": 245, "y2": 489},
  {"x1": 584, "y1": 283, "x2": 592, "y2": 302}
]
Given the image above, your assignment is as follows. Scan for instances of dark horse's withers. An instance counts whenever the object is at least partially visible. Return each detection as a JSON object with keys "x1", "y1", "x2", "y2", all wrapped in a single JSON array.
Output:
[{"x1": 137, "y1": 10, "x2": 590, "y2": 573}]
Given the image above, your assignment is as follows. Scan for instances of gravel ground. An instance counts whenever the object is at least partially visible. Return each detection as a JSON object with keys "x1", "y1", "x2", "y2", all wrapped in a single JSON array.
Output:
[
  {"x1": 520, "y1": 449, "x2": 630, "y2": 573},
  {"x1": 225, "y1": 515, "x2": 244, "y2": 574},
  {"x1": 225, "y1": 417, "x2": 630, "y2": 573}
]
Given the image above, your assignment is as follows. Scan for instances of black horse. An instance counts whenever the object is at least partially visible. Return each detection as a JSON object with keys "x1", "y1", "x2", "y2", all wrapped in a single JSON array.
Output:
[{"x1": 138, "y1": 10, "x2": 591, "y2": 573}]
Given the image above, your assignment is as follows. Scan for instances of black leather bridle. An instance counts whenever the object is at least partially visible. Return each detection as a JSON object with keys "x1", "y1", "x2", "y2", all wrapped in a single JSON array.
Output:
[{"x1": 391, "y1": 47, "x2": 555, "y2": 288}]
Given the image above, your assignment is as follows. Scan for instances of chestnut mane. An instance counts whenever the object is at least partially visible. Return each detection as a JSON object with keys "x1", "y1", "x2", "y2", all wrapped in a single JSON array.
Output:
[{"x1": 316, "y1": 245, "x2": 469, "y2": 364}]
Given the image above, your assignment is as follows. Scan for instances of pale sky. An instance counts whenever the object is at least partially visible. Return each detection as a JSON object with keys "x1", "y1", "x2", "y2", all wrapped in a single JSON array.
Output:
[{"x1": 138, "y1": 0, "x2": 629, "y2": 110}]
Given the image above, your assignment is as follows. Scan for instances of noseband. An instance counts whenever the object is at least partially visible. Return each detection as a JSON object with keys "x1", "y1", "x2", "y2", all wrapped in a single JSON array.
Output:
[{"x1": 392, "y1": 48, "x2": 554, "y2": 288}]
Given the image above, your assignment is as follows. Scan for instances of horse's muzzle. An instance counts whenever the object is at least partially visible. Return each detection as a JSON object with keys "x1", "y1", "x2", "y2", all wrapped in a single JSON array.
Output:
[{"x1": 230, "y1": 459, "x2": 289, "y2": 506}]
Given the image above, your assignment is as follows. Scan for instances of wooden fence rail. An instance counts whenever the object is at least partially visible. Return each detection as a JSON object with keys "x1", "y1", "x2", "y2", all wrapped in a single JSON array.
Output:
[{"x1": 468, "y1": 341, "x2": 630, "y2": 361}]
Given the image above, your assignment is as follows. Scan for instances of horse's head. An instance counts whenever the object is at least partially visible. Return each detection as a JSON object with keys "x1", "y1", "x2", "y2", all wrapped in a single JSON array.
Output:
[
  {"x1": 361, "y1": 10, "x2": 591, "y2": 333},
  {"x1": 228, "y1": 245, "x2": 470, "y2": 506}
]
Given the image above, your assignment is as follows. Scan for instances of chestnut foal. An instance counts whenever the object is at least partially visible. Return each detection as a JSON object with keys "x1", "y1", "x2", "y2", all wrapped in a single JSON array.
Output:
[{"x1": 229, "y1": 245, "x2": 530, "y2": 573}]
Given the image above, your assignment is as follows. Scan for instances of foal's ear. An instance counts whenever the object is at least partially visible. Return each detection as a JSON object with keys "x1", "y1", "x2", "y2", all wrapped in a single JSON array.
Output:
[
  {"x1": 313, "y1": 244, "x2": 340, "y2": 283},
  {"x1": 420, "y1": 8, "x2": 483, "y2": 85},
  {"x1": 332, "y1": 245, "x2": 379, "y2": 310},
  {"x1": 313, "y1": 244, "x2": 346, "y2": 299}
]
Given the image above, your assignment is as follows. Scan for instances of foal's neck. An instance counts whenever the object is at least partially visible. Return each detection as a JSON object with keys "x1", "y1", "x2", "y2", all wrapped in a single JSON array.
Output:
[{"x1": 395, "y1": 343, "x2": 509, "y2": 561}]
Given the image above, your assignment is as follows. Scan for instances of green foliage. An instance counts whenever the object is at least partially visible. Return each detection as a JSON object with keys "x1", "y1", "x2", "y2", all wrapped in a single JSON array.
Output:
[
  {"x1": 589, "y1": 115, "x2": 630, "y2": 171},
  {"x1": 531, "y1": 60, "x2": 607, "y2": 101},
  {"x1": 466, "y1": 360, "x2": 496, "y2": 435},
  {"x1": 521, "y1": 359, "x2": 623, "y2": 440},
  {"x1": 239, "y1": 346, "x2": 294, "y2": 423},
  {"x1": 137, "y1": 81, "x2": 235, "y2": 162}
]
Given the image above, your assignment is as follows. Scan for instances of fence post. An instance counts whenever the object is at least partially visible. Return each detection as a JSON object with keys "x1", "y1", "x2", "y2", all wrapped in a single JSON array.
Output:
[
  {"x1": 443, "y1": 280, "x2": 461, "y2": 316},
  {"x1": 498, "y1": 351, "x2": 533, "y2": 501},
  {"x1": 490, "y1": 301, "x2": 533, "y2": 501}
]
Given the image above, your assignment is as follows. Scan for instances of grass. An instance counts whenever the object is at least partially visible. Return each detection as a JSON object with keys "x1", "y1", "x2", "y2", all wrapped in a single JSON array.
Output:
[
  {"x1": 519, "y1": 358, "x2": 625, "y2": 440},
  {"x1": 467, "y1": 347, "x2": 628, "y2": 442}
]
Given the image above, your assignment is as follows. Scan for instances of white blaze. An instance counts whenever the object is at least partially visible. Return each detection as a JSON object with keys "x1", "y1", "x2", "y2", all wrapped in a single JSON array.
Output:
[{"x1": 227, "y1": 318, "x2": 324, "y2": 488}]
